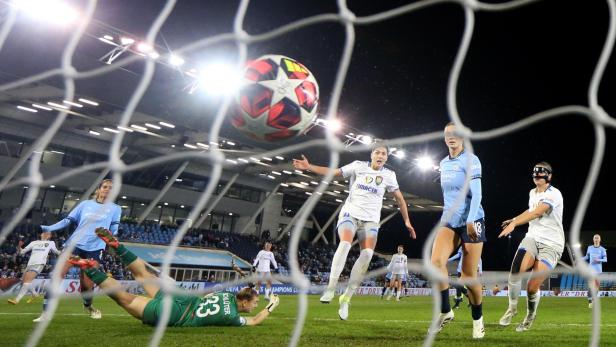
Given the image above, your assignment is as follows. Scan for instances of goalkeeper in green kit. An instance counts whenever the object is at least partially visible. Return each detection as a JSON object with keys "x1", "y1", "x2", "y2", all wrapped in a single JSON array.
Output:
[{"x1": 67, "y1": 228, "x2": 279, "y2": 327}]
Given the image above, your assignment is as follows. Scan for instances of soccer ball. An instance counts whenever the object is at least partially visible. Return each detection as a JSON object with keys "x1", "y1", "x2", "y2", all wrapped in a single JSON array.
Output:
[{"x1": 231, "y1": 54, "x2": 319, "y2": 142}]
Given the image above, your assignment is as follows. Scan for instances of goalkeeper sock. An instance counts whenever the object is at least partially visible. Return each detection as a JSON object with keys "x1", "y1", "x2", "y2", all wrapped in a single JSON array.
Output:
[
  {"x1": 471, "y1": 303, "x2": 483, "y2": 320},
  {"x1": 115, "y1": 244, "x2": 138, "y2": 267},
  {"x1": 396, "y1": 289, "x2": 401, "y2": 300},
  {"x1": 84, "y1": 268, "x2": 109, "y2": 286}
]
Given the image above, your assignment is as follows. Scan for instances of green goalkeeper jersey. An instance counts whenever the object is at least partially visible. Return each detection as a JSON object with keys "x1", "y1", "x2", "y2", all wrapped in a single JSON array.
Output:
[{"x1": 142, "y1": 291, "x2": 246, "y2": 327}]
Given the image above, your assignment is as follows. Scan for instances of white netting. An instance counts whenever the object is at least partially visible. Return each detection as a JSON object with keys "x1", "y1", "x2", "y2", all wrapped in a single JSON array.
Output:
[{"x1": 0, "y1": 0, "x2": 614, "y2": 346}]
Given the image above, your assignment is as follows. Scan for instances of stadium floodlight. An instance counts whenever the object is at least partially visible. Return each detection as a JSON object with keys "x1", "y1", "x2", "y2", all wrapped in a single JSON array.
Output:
[
  {"x1": 275, "y1": 155, "x2": 284, "y2": 160},
  {"x1": 130, "y1": 124, "x2": 147, "y2": 131},
  {"x1": 282, "y1": 170, "x2": 292, "y2": 174},
  {"x1": 14, "y1": 0, "x2": 79, "y2": 26},
  {"x1": 359, "y1": 135, "x2": 372, "y2": 144},
  {"x1": 103, "y1": 127, "x2": 119, "y2": 134},
  {"x1": 267, "y1": 175, "x2": 276, "y2": 180},
  {"x1": 159, "y1": 121, "x2": 175, "y2": 128},
  {"x1": 226, "y1": 141, "x2": 236, "y2": 146},
  {"x1": 117, "y1": 126, "x2": 134, "y2": 132},
  {"x1": 103, "y1": 35, "x2": 113, "y2": 41},
  {"x1": 198, "y1": 63, "x2": 242, "y2": 96},
  {"x1": 169, "y1": 54, "x2": 185, "y2": 66},
  {"x1": 78, "y1": 98, "x2": 99, "y2": 106},
  {"x1": 88, "y1": 130, "x2": 100, "y2": 136},
  {"x1": 392, "y1": 150, "x2": 405, "y2": 159},
  {"x1": 183, "y1": 143, "x2": 197, "y2": 149},
  {"x1": 63, "y1": 100, "x2": 83, "y2": 108},
  {"x1": 573, "y1": 243, "x2": 581, "y2": 248},
  {"x1": 17, "y1": 105, "x2": 37, "y2": 113},
  {"x1": 120, "y1": 37, "x2": 135, "y2": 45},
  {"x1": 325, "y1": 118, "x2": 342, "y2": 132},
  {"x1": 416, "y1": 156, "x2": 435, "y2": 171},
  {"x1": 32, "y1": 103, "x2": 52, "y2": 111},
  {"x1": 145, "y1": 123, "x2": 161, "y2": 130},
  {"x1": 196, "y1": 142, "x2": 209, "y2": 149},
  {"x1": 49, "y1": 185, "x2": 55, "y2": 188},
  {"x1": 47, "y1": 102, "x2": 68, "y2": 109}
]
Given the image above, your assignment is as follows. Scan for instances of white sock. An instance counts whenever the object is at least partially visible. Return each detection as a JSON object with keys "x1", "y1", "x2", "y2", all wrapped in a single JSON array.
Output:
[
  {"x1": 327, "y1": 241, "x2": 352, "y2": 290},
  {"x1": 527, "y1": 291, "x2": 540, "y2": 316},
  {"x1": 343, "y1": 248, "x2": 374, "y2": 300},
  {"x1": 508, "y1": 275, "x2": 522, "y2": 310},
  {"x1": 265, "y1": 288, "x2": 270, "y2": 297},
  {"x1": 396, "y1": 289, "x2": 401, "y2": 300},
  {"x1": 15, "y1": 283, "x2": 32, "y2": 302},
  {"x1": 384, "y1": 288, "x2": 391, "y2": 296}
]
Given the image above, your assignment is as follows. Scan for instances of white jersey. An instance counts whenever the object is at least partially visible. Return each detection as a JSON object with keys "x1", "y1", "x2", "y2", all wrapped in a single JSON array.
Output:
[
  {"x1": 253, "y1": 250, "x2": 278, "y2": 272},
  {"x1": 339, "y1": 161, "x2": 399, "y2": 223},
  {"x1": 21, "y1": 240, "x2": 60, "y2": 266},
  {"x1": 388, "y1": 253, "x2": 408, "y2": 275},
  {"x1": 526, "y1": 185, "x2": 565, "y2": 252}
]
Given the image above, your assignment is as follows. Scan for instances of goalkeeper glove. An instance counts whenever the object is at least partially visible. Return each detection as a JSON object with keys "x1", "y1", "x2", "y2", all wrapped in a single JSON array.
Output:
[
  {"x1": 266, "y1": 294, "x2": 279, "y2": 313},
  {"x1": 251, "y1": 266, "x2": 256, "y2": 272}
]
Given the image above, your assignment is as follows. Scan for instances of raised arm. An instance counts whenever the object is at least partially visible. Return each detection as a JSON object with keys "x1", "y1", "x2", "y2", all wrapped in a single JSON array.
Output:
[
  {"x1": 392, "y1": 190, "x2": 416, "y2": 239},
  {"x1": 498, "y1": 203, "x2": 551, "y2": 238},
  {"x1": 292, "y1": 155, "x2": 342, "y2": 177},
  {"x1": 245, "y1": 295, "x2": 279, "y2": 326},
  {"x1": 50, "y1": 242, "x2": 61, "y2": 255},
  {"x1": 19, "y1": 241, "x2": 35, "y2": 255},
  {"x1": 41, "y1": 218, "x2": 72, "y2": 232}
]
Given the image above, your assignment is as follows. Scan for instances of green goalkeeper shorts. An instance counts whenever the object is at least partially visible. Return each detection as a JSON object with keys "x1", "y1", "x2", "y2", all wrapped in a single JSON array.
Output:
[{"x1": 141, "y1": 290, "x2": 197, "y2": 327}]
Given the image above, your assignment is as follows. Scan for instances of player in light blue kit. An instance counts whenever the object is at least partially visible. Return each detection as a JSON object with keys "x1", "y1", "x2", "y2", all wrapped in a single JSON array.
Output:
[
  {"x1": 447, "y1": 246, "x2": 483, "y2": 309},
  {"x1": 430, "y1": 122, "x2": 486, "y2": 339},
  {"x1": 583, "y1": 234, "x2": 607, "y2": 308},
  {"x1": 33, "y1": 179, "x2": 122, "y2": 322}
]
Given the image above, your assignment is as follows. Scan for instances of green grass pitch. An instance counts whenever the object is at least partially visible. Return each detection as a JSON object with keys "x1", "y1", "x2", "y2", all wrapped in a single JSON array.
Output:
[{"x1": 1, "y1": 295, "x2": 615, "y2": 346}]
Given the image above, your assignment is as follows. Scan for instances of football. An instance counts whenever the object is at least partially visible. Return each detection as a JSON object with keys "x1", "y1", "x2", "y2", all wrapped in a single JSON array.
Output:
[{"x1": 231, "y1": 54, "x2": 319, "y2": 142}]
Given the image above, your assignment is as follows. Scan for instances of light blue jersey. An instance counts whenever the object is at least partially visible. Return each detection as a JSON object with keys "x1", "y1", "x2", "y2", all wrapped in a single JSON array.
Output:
[
  {"x1": 447, "y1": 246, "x2": 483, "y2": 274},
  {"x1": 583, "y1": 245, "x2": 607, "y2": 273},
  {"x1": 439, "y1": 150, "x2": 484, "y2": 228},
  {"x1": 42, "y1": 200, "x2": 121, "y2": 251}
]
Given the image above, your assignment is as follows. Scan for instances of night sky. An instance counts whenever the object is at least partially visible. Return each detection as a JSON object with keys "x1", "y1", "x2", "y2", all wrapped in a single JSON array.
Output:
[{"x1": 1, "y1": 0, "x2": 614, "y2": 270}]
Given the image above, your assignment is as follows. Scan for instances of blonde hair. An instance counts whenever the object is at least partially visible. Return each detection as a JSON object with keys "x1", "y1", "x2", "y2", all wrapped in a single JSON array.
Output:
[{"x1": 94, "y1": 179, "x2": 113, "y2": 200}]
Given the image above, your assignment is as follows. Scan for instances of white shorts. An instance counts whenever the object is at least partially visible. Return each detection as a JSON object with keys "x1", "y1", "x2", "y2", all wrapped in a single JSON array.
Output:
[
  {"x1": 518, "y1": 237, "x2": 562, "y2": 269},
  {"x1": 336, "y1": 212, "x2": 379, "y2": 240},
  {"x1": 25, "y1": 264, "x2": 45, "y2": 275},
  {"x1": 391, "y1": 273, "x2": 406, "y2": 281},
  {"x1": 256, "y1": 271, "x2": 272, "y2": 279}
]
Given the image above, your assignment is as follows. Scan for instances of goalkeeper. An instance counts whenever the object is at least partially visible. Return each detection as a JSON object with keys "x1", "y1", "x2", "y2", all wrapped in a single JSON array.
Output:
[{"x1": 68, "y1": 228, "x2": 279, "y2": 327}]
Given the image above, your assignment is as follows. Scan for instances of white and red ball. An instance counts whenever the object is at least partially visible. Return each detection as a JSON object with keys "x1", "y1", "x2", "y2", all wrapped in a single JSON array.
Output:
[{"x1": 231, "y1": 55, "x2": 319, "y2": 142}]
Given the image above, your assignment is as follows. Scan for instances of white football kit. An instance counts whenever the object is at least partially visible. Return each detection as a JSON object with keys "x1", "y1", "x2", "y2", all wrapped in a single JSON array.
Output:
[
  {"x1": 388, "y1": 253, "x2": 408, "y2": 275},
  {"x1": 253, "y1": 250, "x2": 278, "y2": 273}
]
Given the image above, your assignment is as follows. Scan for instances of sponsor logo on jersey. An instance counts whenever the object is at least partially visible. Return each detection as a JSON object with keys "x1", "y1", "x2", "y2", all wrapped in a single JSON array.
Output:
[
  {"x1": 356, "y1": 184, "x2": 377, "y2": 193},
  {"x1": 375, "y1": 176, "x2": 383, "y2": 185},
  {"x1": 365, "y1": 176, "x2": 374, "y2": 184},
  {"x1": 44, "y1": 243, "x2": 48, "y2": 247}
]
